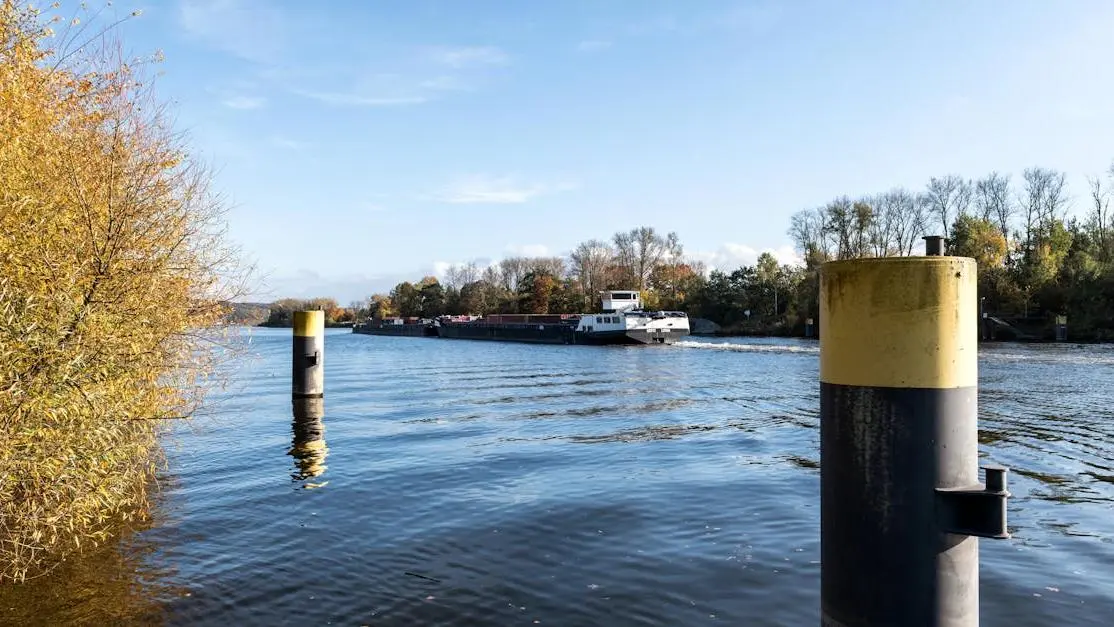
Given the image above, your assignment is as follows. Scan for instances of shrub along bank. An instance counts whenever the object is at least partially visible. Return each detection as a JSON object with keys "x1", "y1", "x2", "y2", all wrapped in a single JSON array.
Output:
[{"x1": 0, "y1": 3, "x2": 242, "y2": 581}]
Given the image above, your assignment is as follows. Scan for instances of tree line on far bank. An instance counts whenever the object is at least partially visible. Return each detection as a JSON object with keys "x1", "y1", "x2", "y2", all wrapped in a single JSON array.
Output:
[
  {"x1": 256, "y1": 298, "x2": 356, "y2": 327},
  {"x1": 787, "y1": 165, "x2": 1114, "y2": 340},
  {"x1": 338, "y1": 163, "x2": 1114, "y2": 340},
  {"x1": 354, "y1": 226, "x2": 811, "y2": 335}
]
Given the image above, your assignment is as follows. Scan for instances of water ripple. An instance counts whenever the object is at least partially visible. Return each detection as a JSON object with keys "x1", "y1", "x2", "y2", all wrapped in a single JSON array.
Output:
[{"x1": 7, "y1": 332, "x2": 1114, "y2": 625}]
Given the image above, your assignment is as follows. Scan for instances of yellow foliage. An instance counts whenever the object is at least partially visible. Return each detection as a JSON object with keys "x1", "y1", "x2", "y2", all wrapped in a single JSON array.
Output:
[
  {"x1": 950, "y1": 215, "x2": 1008, "y2": 269},
  {"x1": 1, "y1": 1, "x2": 245, "y2": 581}
]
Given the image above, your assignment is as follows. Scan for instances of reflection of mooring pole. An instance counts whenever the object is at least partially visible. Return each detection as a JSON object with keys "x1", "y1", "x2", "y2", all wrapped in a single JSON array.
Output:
[
  {"x1": 290, "y1": 397, "x2": 328, "y2": 481},
  {"x1": 293, "y1": 311, "x2": 324, "y2": 398},
  {"x1": 819, "y1": 241, "x2": 1010, "y2": 627}
]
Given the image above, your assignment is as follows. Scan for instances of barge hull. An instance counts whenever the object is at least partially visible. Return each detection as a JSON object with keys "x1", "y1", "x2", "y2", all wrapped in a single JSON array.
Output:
[
  {"x1": 353, "y1": 323, "x2": 436, "y2": 337},
  {"x1": 436, "y1": 324, "x2": 688, "y2": 345},
  {"x1": 437, "y1": 323, "x2": 575, "y2": 344}
]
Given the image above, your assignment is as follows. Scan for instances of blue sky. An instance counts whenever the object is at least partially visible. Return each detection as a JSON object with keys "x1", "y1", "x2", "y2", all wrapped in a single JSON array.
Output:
[{"x1": 99, "y1": 0, "x2": 1114, "y2": 303}]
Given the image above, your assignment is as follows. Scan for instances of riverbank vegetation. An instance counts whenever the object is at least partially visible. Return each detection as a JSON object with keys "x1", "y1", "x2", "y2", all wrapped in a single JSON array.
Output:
[
  {"x1": 357, "y1": 226, "x2": 808, "y2": 334},
  {"x1": 786, "y1": 167, "x2": 1114, "y2": 340},
  {"x1": 257, "y1": 298, "x2": 355, "y2": 327},
  {"x1": 357, "y1": 166, "x2": 1114, "y2": 341},
  {"x1": 1, "y1": 3, "x2": 242, "y2": 581}
]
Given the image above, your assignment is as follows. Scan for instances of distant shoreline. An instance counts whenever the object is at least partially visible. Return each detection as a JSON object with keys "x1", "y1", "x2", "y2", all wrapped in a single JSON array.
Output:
[
  {"x1": 251, "y1": 319, "x2": 1110, "y2": 344},
  {"x1": 255, "y1": 321, "x2": 354, "y2": 329}
]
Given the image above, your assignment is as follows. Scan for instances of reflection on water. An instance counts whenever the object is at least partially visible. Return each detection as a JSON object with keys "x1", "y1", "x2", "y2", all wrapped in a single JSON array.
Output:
[
  {"x1": 289, "y1": 397, "x2": 328, "y2": 486},
  {"x1": 0, "y1": 483, "x2": 184, "y2": 626},
  {"x1": 4, "y1": 334, "x2": 1114, "y2": 625}
]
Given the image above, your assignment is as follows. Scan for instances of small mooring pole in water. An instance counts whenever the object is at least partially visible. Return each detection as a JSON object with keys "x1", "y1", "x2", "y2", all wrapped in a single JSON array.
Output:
[
  {"x1": 980, "y1": 297, "x2": 988, "y2": 342},
  {"x1": 819, "y1": 244, "x2": 1010, "y2": 627},
  {"x1": 292, "y1": 310, "x2": 324, "y2": 398},
  {"x1": 805, "y1": 317, "x2": 815, "y2": 339},
  {"x1": 1055, "y1": 315, "x2": 1068, "y2": 342}
]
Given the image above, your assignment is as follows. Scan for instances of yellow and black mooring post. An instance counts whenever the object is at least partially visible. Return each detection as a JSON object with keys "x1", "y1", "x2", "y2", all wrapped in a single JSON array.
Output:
[
  {"x1": 819, "y1": 238, "x2": 1010, "y2": 627},
  {"x1": 292, "y1": 310, "x2": 324, "y2": 398}
]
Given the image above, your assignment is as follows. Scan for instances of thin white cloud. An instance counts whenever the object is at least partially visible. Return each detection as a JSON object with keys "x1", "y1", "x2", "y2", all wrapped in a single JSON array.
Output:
[
  {"x1": 626, "y1": 15, "x2": 682, "y2": 36},
  {"x1": 292, "y1": 90, "x2": 428, "y2": 107},
  {"x1": 268, "y1": 135, "x2": 304, "y2": 149},
  {"x1": 178, "y1": 0, "x2": 287, "y2": 63},
  {"x1": 691, "y1": 243, "x2": 801, "y2": 272},
  {"x1": 429, "y1": 46, "x2": 509, "y2": 68},
  {"x1": 287, "y1": 72, "x2": 476, "y2": 107},
  {"x1": 505, "y1": 244, "x2": 551, "y2": 257},
  {"x1": 429, "y1": 175, "x2": 577, "y2": 205},
  {"x1": 576, "y1": 40, "x2": 613, "y2": 52},
  {"x1": 419, "y1": 75, "x2": 473, "y2": 92},
  {"x1": 431, "y1": 261, "x2": 454, "y2": 280},
  {"x1": 223, "y1": 95, "x2": 266, "y2": 110},
  {"x1": 182, "y1": 6, "x2": 506, "y2": 107}
]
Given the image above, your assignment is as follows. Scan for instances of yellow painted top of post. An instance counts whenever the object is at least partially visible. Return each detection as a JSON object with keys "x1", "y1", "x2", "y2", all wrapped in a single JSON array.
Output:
[
  {"x1": 820, "y1": 257, "x2": 977, "y2": 389},
  {"x1": 293, "y1": 310, "x2": 325, "y2": 338}
]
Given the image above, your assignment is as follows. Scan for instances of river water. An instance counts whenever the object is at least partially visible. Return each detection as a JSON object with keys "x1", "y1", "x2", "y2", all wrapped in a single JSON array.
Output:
[{"x1": 4, "y1": 329, "x2": 1114, "y2": 625}]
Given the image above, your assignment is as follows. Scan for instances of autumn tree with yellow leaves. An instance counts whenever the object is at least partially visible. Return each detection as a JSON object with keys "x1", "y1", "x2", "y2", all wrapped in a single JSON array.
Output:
[{"x1": 1, "y1": 1, "x2": 245, "y2": 580}]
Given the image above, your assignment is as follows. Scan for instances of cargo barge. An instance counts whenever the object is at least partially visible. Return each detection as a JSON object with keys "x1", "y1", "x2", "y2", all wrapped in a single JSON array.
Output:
[
  {"x1": 355, "y1": 291, "x2": 689, "y2": 345},
  {"x1": 352, "y1": 317, "x2": 438, "y2": 337}
]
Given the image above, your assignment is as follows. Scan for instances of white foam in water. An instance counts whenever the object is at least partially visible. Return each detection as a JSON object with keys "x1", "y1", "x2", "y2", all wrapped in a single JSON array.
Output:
[
  {"x1": 979, "y1": 349, "x2": 1114, "y2": 366},
  {"x1": 672, "y1": 340, "x2": 819, "y2": 354}
]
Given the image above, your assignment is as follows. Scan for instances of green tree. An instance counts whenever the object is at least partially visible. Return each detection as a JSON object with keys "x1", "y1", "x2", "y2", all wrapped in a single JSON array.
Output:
[
  {"x1": 389, "y1": 281, "x2": 421, "y2": 317},
  {"x1": 754, "y1": 252, "x2": 788, "y2": 318},
  {"x1": 416, "y1": 276, "x2": 445, "y2": 317}
]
